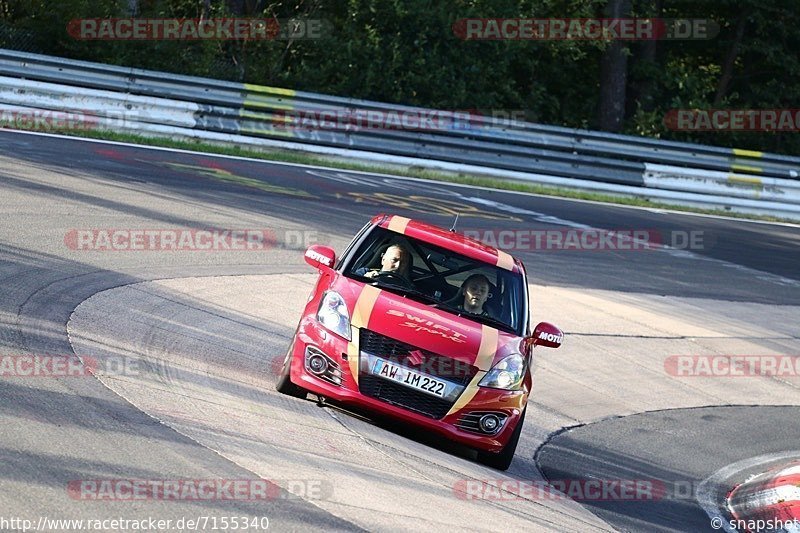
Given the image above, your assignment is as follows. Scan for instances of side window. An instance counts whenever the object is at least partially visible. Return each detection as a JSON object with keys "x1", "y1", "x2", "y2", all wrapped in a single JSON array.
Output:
[
  {"x1": 346, "y1": 229, "x2": 415, "y2": 279},
  {"x1": 336, "y1": 221, "x2": 375, "y2": 270},
  {"x1": 405, "y1": 246, "x2": 424, "y2": 279}
]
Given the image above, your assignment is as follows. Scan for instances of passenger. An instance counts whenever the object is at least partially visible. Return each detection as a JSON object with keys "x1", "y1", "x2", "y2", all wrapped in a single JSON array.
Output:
[{"x1": 456, "y1": 274, "x2": 492, "y2": 316}]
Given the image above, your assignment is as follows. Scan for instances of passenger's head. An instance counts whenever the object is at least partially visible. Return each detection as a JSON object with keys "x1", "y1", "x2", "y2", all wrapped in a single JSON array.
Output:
[{"x1": 461, "y1": 274, "x2": 491, "y2": 313}]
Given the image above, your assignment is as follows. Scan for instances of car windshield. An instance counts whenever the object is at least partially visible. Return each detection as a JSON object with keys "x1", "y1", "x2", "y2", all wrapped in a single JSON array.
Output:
[{"x1": 345, "y1": 227, "x2": 526, "y2": 334}]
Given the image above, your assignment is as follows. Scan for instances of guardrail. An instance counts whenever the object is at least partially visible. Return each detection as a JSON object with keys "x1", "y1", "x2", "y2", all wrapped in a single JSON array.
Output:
[{"x1": 1, "y1": 48, "x2": 799, "y2": 219}]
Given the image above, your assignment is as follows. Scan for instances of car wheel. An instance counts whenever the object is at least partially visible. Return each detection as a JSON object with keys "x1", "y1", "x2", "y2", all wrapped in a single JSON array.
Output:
[
  {"x1": 275, "y1": 354, "x2": 306, "y2": 398},
  {"x1": 476, "y1": 408, "x2": 525, "y2": 471}
]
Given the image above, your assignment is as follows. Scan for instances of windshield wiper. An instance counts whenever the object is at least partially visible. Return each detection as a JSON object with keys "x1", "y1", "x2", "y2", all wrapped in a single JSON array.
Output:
[
  {"x1": 483, "y1": 317, "x2": 515, "y2": 333},
  {"x1": 368, "y1": 280, "x2": 446, "y2": 307},
  {"x1": 466, "y1": 313, "x2": 515, "y2": 333}
]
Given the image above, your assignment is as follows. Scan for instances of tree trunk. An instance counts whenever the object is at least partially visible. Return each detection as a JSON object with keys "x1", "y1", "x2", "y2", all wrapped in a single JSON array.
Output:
[
  {"x1": 597, "y1": 0, "x2": 632, "y2": 132},
  {"x1": 714, "y1": 12, "x2": 747, "y2": 106},
  {"x1": 637, "y1": 0, "x2": 662, "y2": 112},
  {"x1": 226, "y1": 0, "x2": 244, "y2": 15}
]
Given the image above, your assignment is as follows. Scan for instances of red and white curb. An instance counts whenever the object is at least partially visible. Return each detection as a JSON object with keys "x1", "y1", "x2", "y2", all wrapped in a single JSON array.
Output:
[{"x1": 728, "y1": 462, "x2": 800, "y2": 532}]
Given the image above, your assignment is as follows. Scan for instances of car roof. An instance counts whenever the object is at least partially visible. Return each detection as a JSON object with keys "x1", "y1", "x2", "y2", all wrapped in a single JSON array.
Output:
[{"x1": 371, "y1": 214, "x2": 522, "y2": 273}]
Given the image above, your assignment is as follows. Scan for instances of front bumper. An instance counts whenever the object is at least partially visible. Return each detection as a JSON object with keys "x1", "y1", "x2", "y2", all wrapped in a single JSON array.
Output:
[{"x1": 284, "y1": 316, "x2": 527, "y2": 453}]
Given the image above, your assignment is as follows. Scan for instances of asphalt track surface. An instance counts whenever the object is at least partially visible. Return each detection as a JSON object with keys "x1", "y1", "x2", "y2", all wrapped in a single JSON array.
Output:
[{"x1": 0, "y1": 129, "x2": 798, "y2": 531}]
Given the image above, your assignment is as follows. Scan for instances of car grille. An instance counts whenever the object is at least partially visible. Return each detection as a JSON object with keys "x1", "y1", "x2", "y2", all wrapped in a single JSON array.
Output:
[
  {"x1": 358, "y1": 375, "x2": 453, "y2": 419},
  {"x1": 358, "y1": 329, "x2": 476, "y2": 386}
]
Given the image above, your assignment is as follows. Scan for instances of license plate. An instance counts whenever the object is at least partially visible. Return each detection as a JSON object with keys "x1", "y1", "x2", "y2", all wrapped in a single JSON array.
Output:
[{"x1": 372, "y1": 360, "x2": 446, "y2": 398}]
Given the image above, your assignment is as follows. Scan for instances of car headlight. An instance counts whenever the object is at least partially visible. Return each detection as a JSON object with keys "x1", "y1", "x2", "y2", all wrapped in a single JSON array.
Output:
[
  {"x1": 317, "y1": 291, "x2": 351, "y2": 340},
  {"x1": 479, "y1": 353, "x2": 525, "y2": 390}
]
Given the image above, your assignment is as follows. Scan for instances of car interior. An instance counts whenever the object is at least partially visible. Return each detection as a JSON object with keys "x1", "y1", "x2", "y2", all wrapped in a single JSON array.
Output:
[{"x1": 348, "y1": 232, "x2": 518, "y2": 329}]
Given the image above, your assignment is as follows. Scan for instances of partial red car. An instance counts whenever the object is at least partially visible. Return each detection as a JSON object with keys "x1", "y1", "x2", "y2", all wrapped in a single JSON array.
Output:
[{"x1": 277, "y1": 214, "x2": 563, "y2": 470}]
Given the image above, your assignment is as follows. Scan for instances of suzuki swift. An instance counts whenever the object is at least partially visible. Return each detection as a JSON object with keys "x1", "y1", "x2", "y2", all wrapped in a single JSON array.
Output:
[{"x1": 277, "y1": 214, "x2": 563, "y2": 470}]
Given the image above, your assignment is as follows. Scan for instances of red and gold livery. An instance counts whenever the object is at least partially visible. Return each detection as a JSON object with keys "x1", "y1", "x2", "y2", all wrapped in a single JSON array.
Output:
[{"x1": 278, "y1": 214, "x2": 562, "y2": 470}]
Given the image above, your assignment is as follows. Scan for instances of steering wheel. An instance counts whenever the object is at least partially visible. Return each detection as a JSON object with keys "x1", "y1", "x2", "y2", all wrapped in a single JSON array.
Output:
[{"x1": 373, "y1": 271, "x2": 413, "y2": 288}]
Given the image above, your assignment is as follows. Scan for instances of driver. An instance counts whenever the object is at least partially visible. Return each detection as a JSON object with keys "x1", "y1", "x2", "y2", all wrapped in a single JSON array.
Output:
[{"x1": 358, "y1": 244, "x2": 411, "y2": 280}]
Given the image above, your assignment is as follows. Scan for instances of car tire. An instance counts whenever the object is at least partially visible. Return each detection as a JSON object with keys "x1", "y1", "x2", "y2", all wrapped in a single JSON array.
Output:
[
  {"x1": 275, "y1": 354, "x2": 306, "y2": 398},
  {"x1": 476, "y1": 408, "x2": 525, "y2": 471}
]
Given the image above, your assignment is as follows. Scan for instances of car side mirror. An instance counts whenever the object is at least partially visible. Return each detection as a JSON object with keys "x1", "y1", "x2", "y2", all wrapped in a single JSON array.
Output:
[
  {"x1": 304, "y1": 245, "x2": 336, "y2": 271},
  {"x1": 529, "y1": 322, "x2": 563, "y2": 349}
]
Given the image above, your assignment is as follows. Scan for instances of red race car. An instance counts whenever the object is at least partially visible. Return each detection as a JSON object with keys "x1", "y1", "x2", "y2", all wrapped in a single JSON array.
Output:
[{"x1": 277, "y1": 214, "x2": 563, "y2": 470}]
